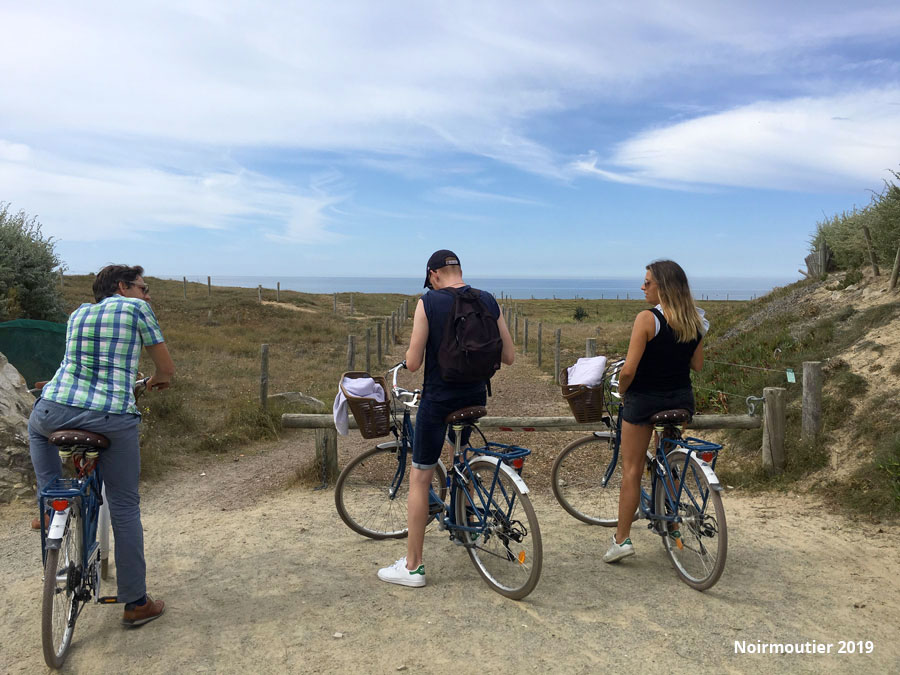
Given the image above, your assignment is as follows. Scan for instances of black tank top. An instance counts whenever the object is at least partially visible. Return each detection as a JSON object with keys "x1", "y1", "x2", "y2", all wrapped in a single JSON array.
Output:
[{"x1": 629, "y1": 307, "x2": 700, "y2": 394}]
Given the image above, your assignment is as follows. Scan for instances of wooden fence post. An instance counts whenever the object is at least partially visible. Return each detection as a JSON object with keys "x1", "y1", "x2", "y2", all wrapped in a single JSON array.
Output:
[
  {"x1": 365, "y1": 327, "x2": 372, "y2": 374},
  {"x1": 315, "y1": 428, "x2": 339, "y2": 484},
  {"x1": 260, "y1": 344, "x2": 269, "y2": 410},
  {"x1": 277, "y1": 282, "x2": 281, "y2": 302},
  {"x1": 334, "y1": 293, "x2": 338, "y2": 314},
  {"x1": 801, "y1": 361, "x2": 823, "y2": 443},
  {"x1": 554, "y1": 329, "x2": 561, "y2": 384},
  {"x1": 586, "y1": 338, "x2": 596, "y2": 358},
  {"x1": 207, "y1": 276, "x2": 211, "y2": 297},
  {"x1": 524, "y1": 319, "x2": 529, "y2": 355},
  {"x1": 347, "y1": 335, "x2": 355, "y2": 370},
  {"x1": 384, "y1": 318, "x2": 391, "y2": 350},
  {"x1": 762, "y1": 387, "x2": 786, "y2": 474},
  {"x1": 391, "y1": 312, "x2": 397, "y2": 345},
  {"x1": 377, "y1": 322, "x2": 383, "y2": 365},
  {"x1": 258, "y1": 285, "x2": 262, "y2": 303},
  {"x1": 537, "y1": 322, "x2": 543, "y2": 367},
  {"x1": 350, "y1": 294, "x2": 354, "y2": 316},
  {"x1": 514, "y1": 312, "x2": 519, "y2": 345},
  {"x1": 861, "y1": 226, "x2": 880, "y2": 276},
  {"x1": 182, "y1": 276, "x2": 187, "y2": 299},
  {"x1": 890, "y1": 244, "x2": 900, "y2": 291}
]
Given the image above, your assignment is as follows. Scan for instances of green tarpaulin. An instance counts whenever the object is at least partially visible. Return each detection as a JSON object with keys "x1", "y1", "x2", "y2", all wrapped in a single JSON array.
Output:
[{"x1": 0, "y1": 319, "x2": 66, "y2": 388}]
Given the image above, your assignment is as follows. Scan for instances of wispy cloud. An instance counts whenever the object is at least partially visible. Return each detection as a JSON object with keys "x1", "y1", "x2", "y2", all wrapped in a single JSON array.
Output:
[
  {"x1": 433, "y1": 186, "x2": 548, "y2": 206},
  {"x1": 0, "y1": 140, "x2": 344, "y2": 243},
  {"x1": 576, "y1": 88, "x2": 900, "y2": 191}
]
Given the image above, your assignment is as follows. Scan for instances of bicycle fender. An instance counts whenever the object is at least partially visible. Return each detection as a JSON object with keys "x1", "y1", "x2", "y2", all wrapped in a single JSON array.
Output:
[
  {"x1": 694, "y1": 458, "x2": 723, "y2": 492},
  {"x1": 45, "y1": 508, "x2": 70, "y2": 548},
  {"x1": 471, "y1": 456, "x2": 530, "y2": 494}
]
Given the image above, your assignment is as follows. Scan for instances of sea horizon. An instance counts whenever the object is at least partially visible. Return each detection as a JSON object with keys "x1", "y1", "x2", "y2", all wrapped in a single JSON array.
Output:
[{"x1": 163, "y1": 275, "x2": 798, "y2": 301}]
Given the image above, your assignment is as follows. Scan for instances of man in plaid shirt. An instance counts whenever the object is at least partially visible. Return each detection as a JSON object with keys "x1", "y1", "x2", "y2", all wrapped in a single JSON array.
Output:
[{"x1": 29, "y1": 264, "x2": 175, "y2": 627}]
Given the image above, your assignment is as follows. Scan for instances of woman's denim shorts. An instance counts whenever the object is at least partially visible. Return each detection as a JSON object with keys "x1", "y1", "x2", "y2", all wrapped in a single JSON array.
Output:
[{"x1": 621, "y1": 388, "x2": 695, "y2": 426}]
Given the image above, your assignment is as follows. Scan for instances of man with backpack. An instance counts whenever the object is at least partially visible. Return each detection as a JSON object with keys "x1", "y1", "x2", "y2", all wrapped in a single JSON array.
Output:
[{"x1": 377, "y1": 250, "x2": 514, "y2": 587}]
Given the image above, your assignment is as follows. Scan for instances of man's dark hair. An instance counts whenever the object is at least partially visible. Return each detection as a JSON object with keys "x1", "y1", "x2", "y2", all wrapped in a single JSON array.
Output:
[{"x1": 92, "y1": 265, "x2": 144, "y2": 302}]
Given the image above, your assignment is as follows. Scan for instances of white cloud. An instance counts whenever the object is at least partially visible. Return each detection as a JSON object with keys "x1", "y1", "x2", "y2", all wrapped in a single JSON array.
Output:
[
  {"x1": 434, "y1": 186, "x2": 547, "y2": 206},
  {"x1": 577, "y1": 89, "x2": 900, "y2": 191},
  {"x1": 0, "y1": 141, "x2": 343, "y2": 243}
]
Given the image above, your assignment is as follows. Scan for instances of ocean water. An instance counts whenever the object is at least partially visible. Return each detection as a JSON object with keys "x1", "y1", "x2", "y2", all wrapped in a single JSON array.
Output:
[{"x1": 174, "y1": 275, "x2": 796, "y2": 301}]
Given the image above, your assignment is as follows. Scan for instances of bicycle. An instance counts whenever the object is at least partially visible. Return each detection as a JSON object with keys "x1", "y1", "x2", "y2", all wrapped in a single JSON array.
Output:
[
  {"x1": 551, "y1": 360, "x2": 727, "y2": 590},
  {"x1": 334, "y1": 362, "x2": 542, "y2": 599},
  {"x1": 36, "y1": 377, "x2": 149, "y2": 668}
]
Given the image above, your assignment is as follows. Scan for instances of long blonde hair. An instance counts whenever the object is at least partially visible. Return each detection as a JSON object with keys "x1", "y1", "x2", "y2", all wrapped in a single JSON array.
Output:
[{"x1": 647, "y1": 260, "x2": 703, "y2": 343}]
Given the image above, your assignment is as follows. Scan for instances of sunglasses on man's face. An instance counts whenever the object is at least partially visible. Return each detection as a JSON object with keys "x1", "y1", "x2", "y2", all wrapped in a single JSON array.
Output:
[{"x1": 127, "y1": 282, "x2": 150, "y2": 293}]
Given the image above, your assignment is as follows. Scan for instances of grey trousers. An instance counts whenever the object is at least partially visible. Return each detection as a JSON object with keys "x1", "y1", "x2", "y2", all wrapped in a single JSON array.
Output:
[{"x1": 29, "y1": 398, "x2": 146, "y2": 603}]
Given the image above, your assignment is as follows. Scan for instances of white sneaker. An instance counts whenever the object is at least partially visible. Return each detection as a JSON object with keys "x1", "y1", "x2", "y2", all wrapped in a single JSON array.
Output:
[
  {"x1": 377, "y1": 557, "x2": 426, "y2": 587},
  {"x1": 603, "y1": 535, "x2": 635, "y2": 563}
]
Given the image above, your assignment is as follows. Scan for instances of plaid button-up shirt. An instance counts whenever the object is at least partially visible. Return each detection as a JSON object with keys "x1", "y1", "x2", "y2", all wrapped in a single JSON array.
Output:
[{"x1": 41, "y1": 296, "x2": 165, "y2": 414}]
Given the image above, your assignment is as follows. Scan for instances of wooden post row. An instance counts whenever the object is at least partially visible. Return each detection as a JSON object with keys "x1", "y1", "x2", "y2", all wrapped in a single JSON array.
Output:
[
  {"x1": 554, "y1": 329, "x2": 561, "y2": 384},
  {"x1": 260, "y1": 344, "x2": 269, "y2": 410},
  {"x1": 377, "y1": 322, "x2": 383, "y2": 365},
  {"x1": 347, "y1": 335, "x2": 355, "y2": 370},
  {"x1": 762, "y1": 387, "x2": 786, "y2": 474},
  {"x1": 801, "y1": 361, "x2": 823, "y2": 443},
  {"x1": 315, "y1": 428, "x2": 339, "y2": 484},
  {"x1": 537, "y1": 322, "x2": 543, "y2": 367},
  {"x1": 365, "y1": 327, "x2": 372, "y2": 374}
]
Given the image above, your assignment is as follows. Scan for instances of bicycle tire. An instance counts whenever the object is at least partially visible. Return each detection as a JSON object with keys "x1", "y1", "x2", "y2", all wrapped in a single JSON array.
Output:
[
  {"x1": 455, "y1": 458, "x2": 542, "y2": 600},
  {"x1": 655, "y1": 449, "x2": 727, "y2": 591},
  {"x1": 551, "y1": 432, "x2": 636, "y2": 526},
  {"x1": 42, "y1": 507, "x2": 81, "y2": 669},
  {"x1": 335, "y1": 445, "x2": 448, "y2": 539}
]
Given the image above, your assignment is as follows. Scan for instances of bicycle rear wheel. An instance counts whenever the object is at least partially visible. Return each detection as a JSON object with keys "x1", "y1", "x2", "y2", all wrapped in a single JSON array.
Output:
[
  {"x1": 335, "y1": 445, "x2": 447, "y2": 539},
  {"x1": 551, "y1": 432, "x2": 634, "y2": 526},
  {"x1": 456, "y1": 458, "x2": 542, "y2": 600},
  {"x1": 42, "y1": 506, "x2": 82, "y2": 669},
  {"x1": 655, "y1": 450, "x2": 727, "y2": 590}
]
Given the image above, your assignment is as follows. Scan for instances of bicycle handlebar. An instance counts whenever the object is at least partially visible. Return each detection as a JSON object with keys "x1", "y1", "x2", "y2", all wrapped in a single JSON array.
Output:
[{"x1": 388, "y1": 361, "x2": 420, "y2": 408}]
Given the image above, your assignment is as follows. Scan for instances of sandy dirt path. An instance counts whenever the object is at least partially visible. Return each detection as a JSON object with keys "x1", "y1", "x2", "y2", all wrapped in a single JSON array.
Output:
[{"x1": 2, "y1": 362, "x2": 898, "y2": 673}]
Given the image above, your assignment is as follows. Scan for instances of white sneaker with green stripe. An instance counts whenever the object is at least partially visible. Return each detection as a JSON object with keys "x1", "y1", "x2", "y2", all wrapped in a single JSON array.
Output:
[
  {"x1": 377, "y1": 557, "x2": 426, "y2": 587},
  {"x1": 603, "y1": 535, "x2": 635, "y2": 563}
]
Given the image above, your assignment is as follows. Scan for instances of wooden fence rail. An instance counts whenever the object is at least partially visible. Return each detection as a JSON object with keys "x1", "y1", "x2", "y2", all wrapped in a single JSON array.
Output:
[{"x1": 283, "y1": 411, "x2": 764, "y2": 483}]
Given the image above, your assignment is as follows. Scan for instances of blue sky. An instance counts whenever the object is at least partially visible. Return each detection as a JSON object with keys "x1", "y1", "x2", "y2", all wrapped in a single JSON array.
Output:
[{"x1": 2, "y1": 1, "x2": 899, "y2": 280}]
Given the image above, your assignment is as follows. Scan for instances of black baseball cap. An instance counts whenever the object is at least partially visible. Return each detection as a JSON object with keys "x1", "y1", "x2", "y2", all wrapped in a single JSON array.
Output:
[{"x1": 424, "y1": 249, "x2": 461, "y2": 288}]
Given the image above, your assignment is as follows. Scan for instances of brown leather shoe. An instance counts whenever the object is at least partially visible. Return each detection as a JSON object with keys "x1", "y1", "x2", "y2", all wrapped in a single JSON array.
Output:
[
  {"x1": 31, "y1": 514, "x2": 50, "y2": 530},
  {"x1": 121, "y1": 595, "x2": 165, "y2": 627}
]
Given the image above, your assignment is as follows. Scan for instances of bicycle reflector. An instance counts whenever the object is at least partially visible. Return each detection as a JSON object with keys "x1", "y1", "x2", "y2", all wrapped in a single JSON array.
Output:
[
  {"x1": 51, "y1": 499, "x2": 69, "y2": 511},
  {"x1": 511, "y1": 458, "x2": 524, "y2": 470},
  {"x1": 518, "y1": 551, "x2": 526, "y2": 564},
  {"x1": 699, "y1": 451, "x2": 715, "y2": 463}
]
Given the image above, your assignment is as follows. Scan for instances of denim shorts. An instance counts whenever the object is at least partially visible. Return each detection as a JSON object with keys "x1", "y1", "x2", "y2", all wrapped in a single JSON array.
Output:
[
  {"x1": 412, "y1": 391, "x2": 487, "y2": 470},
  {"x1": 621, "y1": 388, "x2": 695, "y2": 426}
]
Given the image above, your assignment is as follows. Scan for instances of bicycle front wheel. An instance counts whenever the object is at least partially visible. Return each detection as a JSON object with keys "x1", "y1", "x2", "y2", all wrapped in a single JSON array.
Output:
[
  {"x1": 335, "y1": 445, "x2": 448, "y2": 539},
  {"x1": 551, "y1": 432, "x2": 633, "y2": 526},
  {"x1": 655, "y1": 450, "x2": 727, "y2": 590},
  {"x1": 456, "y1": 458, "x2": 542, "y2": 600},
  {"x1": 42, "y1": 506, "x2": 81, "y2": 669}
]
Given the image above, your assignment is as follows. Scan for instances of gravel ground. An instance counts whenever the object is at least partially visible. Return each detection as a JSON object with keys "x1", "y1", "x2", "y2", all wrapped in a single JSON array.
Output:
[{"x1": 2, "y1": 359, "x2": 898, "y2": 673}]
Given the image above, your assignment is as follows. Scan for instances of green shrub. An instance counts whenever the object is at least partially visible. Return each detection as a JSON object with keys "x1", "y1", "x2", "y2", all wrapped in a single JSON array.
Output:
[
  {"x1": 573, "y1": 306, "x2": 588, "y2": 321},
  {"x1": 0, "y1": 203, "x2": 66, "y2": 321}
]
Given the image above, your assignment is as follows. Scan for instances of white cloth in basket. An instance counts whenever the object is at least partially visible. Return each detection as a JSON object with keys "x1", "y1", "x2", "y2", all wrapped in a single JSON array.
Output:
[
  {"x1": 566, "y1": 355, "x2": 608, "y2": 387},
  {"x1": 333, "y1": 376, "x2": 386, "y2": 435}
]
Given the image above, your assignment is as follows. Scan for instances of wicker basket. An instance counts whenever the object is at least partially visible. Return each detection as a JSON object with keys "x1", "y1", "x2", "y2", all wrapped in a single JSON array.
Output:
[
  {"x1": 560, "y1": 368, "x2": 605, "y2": 424},
  {"x1": 340, "y1": 371, "x2": 391, "y2": 439}
]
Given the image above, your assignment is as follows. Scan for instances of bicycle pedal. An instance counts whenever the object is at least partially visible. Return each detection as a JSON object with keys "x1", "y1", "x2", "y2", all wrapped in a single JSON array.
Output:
[
  {"x1": 98, "y1": 596, "x2": 121, "y2": 604},
  {"x1": 428, "y1": 502, "x2": 445, "y2": 516}
]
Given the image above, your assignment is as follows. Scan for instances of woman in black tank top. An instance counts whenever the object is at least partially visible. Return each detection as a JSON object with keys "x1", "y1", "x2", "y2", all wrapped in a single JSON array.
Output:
[{"x1": 603, "y1": 260, "x2": 706, "y2": 564}]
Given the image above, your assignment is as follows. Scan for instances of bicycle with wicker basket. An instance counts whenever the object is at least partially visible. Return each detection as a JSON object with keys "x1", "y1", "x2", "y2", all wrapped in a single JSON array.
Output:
[
  {"x1": 334, "y1": 362, "x2": 542, "y2": 599},
  {"x1": 551, "y1": 359, "x2": 728, "y2": 590}
]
